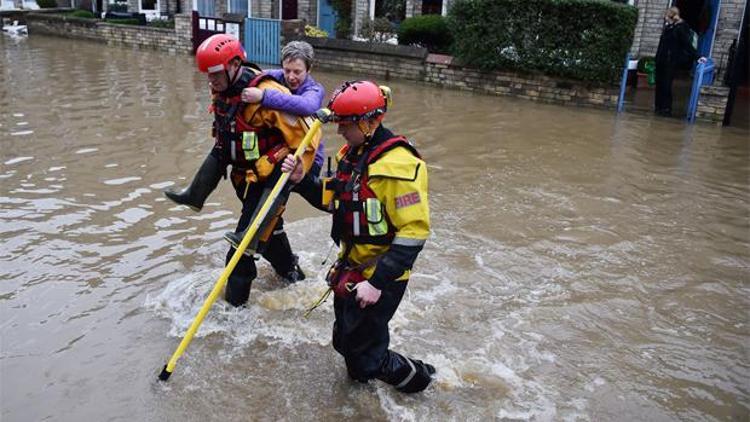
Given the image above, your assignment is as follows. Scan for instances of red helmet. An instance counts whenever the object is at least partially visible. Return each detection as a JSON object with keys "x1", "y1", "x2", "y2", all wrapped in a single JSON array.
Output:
[
  {"x1": 195, "y1": 34, "x2": 247, "y2": 73},
  {"x1": 328, "y1": 81, "x2": 391, "y2": 122}
]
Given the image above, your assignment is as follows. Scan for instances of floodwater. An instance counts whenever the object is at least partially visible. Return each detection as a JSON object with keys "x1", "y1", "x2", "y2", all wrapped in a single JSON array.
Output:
[{"x1": 1, "y1": 34, "x2": 748, "y2": 422}]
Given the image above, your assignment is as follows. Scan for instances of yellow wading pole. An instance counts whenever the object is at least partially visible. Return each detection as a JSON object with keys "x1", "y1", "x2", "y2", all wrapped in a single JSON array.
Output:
[{"x1": 158, "y1": 109, "x2": 330, "y2": 381}]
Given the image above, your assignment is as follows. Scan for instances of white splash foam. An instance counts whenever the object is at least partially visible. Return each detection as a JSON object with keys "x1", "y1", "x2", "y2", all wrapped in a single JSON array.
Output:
[
  {"x1": 103, "y1": 176, "x2": 142, "y2": 185},
  {"x1": 75, "y1": 148, "x2": 99, "y2": 154},
  {"x1": 4, "y1": 157, "x2": 33, "y2": 165},
  {"x1": 150, "y1": 181, "x2": 175, "y2": 190}
]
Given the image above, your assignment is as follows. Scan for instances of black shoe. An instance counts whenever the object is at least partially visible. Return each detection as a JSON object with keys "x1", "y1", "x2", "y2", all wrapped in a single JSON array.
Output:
[
  {"x1": 394, "y1": 359, "x2": 436, "y2": 394},
  {"x1": 426, "y1": 363, "x2": 436, "y2": 376},
  {"x1": 655, "y1": 108, "x2": 672, "y2": 117},
  {"x1": 280, "y1": 260, "x2": 305, "y2": 284},
  {"x1": 223, "y1": 231, "x2": 255, "y2": 257},
  {"x1": 164, "y1": 154, "x2": 222, "y2": 212}
]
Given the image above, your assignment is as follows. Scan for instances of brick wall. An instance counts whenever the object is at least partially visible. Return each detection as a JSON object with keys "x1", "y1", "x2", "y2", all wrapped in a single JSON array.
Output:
[
  {"x1": 696, "y1": 85, "x2": 729, "y2": 122},
  {"x1": 302, "y1": 36, "x2": 619, "y2": 109},
  {"x1": 631, "y1": 0, "x2": 671, "y2": 58},
  {"x1": 304, "y1": 36, "x2": 426, "y2": 80},
  {"x1": 425, "y1": 56, "x2": 619, "y2": 108},
  {"x1": 251, "y1": 0, "x2": 272, "y2": 17},
  {"x1": 297, "y1": 0, "x2": 315, "y2": 24},
  {"x1": 26, "y1": 12, "x2": 193, "y2": 53}
]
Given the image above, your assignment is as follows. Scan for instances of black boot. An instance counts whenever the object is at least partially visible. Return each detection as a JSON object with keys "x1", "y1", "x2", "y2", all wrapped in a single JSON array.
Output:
[
  {"x1": 278, "y1": 254, "x2": 305, "y2": 284},
  {"x1": 378, "y1": 352, "x2": 436, "y2": 394},
  {"x1": 164, "y1": 153, "x2": 222, "y2": 212}
]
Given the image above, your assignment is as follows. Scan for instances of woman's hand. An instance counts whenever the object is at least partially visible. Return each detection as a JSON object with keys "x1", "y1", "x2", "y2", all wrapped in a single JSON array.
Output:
[
  {"x1": 354, "y1": 281, "x2": 382, "y2": 308},
  {"x1": 241, "y1": 87, "x2": 264, "y2": 103},
  {"x1": 281, "y1": 154, "x2": 305, "y2": 183}
]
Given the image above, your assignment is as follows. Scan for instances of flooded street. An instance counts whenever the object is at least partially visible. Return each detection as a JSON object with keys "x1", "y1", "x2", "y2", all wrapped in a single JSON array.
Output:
[{"x1": 1, "y1": 35, "x2": 748, "y2": 421}]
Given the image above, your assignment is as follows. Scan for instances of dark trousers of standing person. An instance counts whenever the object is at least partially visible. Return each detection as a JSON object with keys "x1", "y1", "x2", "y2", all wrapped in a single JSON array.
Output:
[
  {"x1": 655, "y1": 60, "x2": 678, "y2": 115},
  {"x1": 224, "y1": 170, "x2": 298, "y2": 307},
  {"x1": 332, "y1": 280, "x2": 435, "y2": 393}
]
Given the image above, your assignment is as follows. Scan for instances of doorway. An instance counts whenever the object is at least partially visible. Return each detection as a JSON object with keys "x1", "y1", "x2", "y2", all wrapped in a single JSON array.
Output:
[
  {"x1": 282, "y1": 0, "x2": 297, "y2": 19},
  {"x1": 623, "y1": 0, "x2": 721, "y2": 118}
]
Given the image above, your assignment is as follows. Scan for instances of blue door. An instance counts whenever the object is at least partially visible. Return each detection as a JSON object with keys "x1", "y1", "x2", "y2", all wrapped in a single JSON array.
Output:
[
  {"x1": 697, "y1": 0, "x2": 721, "y2": 57},
  {"x1": 244, "y1": 17, "x2": 281, "y2": 66},
  {"x1": 318, "y1": 0, "x2": 337, "y2": 38}
]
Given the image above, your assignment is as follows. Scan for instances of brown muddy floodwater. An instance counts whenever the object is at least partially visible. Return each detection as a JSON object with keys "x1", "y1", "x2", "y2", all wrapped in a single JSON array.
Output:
[{"x1": 1, "y1": 34, "x2": 748, "y2": 422}]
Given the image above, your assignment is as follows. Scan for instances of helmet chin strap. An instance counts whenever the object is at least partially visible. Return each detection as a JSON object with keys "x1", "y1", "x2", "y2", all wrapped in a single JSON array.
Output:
[
  {"x1": 225, "y1": 60, "x2": 242, "y2": 89},
  {"x1": 357, "y1": 120, "x2": 374, "y2": 141}
]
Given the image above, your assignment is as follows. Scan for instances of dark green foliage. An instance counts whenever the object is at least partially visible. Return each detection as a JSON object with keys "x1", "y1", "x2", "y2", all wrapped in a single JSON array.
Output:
[
  {"x1": 447, "y1": 0, "x2": 638, "y2": 82},
  {"x1": 148, "y1": 19, "x2": 174, "y2": 28},
  {"x1": 108, "y1": 3, "x2": 128, "y2": 12},
  {"x1": 36, "y1": 0, "x2": 57, "y2": 8},
  {"x1": 331, "y1": 0, "x2": 352, "y2": 38},
  {"x1": 69, "y1": 9, "x2": 96, "y2": 18},
  {"x1": 398, "y1": 14, "x2": 452, "y2": 53},
  {"x1": 105, "y1": 18, "x2": 141, "y2": 25}
]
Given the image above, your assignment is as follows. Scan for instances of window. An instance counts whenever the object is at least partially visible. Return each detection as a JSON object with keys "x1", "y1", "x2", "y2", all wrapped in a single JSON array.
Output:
[
  {"x1": 422, "y1": 0, "x2": 442, "y2": 15},
  {"x1": 229, "y1": 0, "x2": 248, "y2": 16}
]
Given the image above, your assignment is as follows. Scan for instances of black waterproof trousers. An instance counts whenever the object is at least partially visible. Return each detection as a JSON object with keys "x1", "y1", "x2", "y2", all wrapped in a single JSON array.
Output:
[
  {"x1": 655, "y1": 61, "x2": 678, "y2": 115},
  {"x1": 224, "y1": 169, "x2": 297, "y2": 307},
  {"x1": 332, "y1": 280, "x2": 435, "y2": 393}
]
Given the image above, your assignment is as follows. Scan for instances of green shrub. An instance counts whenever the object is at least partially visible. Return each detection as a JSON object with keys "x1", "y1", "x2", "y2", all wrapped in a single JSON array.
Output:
[
  {"x1": 36, "y1": 0, "x2": 57, "y2": 8},
  {"x1": 398, "y1": 14, "x2": 452, "y2": 53},
  {"x1": 331, "y1": 0, "x2": 352, "y2": 38},
  {"x1": 106, "y1": 18, "x2": 140, "y2": 25},
  {"x1": 69, "y1": 9, "x2": 96, "y2": 18},
  {"x1": 447, "y1": 0, "x2": 638, "y2": 83}
]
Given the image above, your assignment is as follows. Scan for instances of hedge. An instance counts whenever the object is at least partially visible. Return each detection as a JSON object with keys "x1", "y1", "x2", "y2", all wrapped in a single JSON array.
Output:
[
  {"x1": 69, "y1": 10, "x2": 96, "y2": 18},
  {"x1": 397, "y1": 14, "x2": 452, "y2": 54},
  {"x1": 447, "y1": 0, "x2": 638, "y2": 83},
  {"x1": 36, "y1": 0, "x2": 57, "y2": 8}
]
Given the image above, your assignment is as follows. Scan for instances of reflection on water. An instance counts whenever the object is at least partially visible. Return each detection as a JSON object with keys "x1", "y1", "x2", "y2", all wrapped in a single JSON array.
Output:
[{"x1": 1, "y1": 34, "x2": 748, "y2": 421}]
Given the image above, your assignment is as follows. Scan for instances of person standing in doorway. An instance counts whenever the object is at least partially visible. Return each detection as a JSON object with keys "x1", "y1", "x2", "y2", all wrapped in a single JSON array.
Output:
[{"x1": 654, "y1": 6, "x2": 707, "y2": 116}]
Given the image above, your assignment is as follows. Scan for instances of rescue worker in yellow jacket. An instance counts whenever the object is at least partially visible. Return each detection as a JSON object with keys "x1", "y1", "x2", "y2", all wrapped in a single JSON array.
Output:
[
  {"x1": 166, "y1": 34, "x2": 319, "y2": 306},
  {"x1": 282, "y1": 80, "x2": 435, "y2": 393}
]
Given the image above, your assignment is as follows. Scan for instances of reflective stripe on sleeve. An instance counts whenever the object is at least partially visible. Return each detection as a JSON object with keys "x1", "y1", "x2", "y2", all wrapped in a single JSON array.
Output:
[{"x1": 392, "y1": 237, "x2": 426, "y2": 247}]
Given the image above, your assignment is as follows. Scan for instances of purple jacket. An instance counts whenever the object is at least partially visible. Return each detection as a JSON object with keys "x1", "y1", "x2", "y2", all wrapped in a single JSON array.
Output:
[{"x1": 263, "y1": 69, "x2": 326, "y2": 170}]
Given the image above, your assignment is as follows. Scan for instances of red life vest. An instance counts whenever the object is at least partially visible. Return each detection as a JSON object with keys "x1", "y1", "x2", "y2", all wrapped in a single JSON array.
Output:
[
  {"x1": 212, "y1": 68, "x2": 285, "y2": 169},
  {"x1": 329, "y1": 136, "x2": 421, "y2": 246}
]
